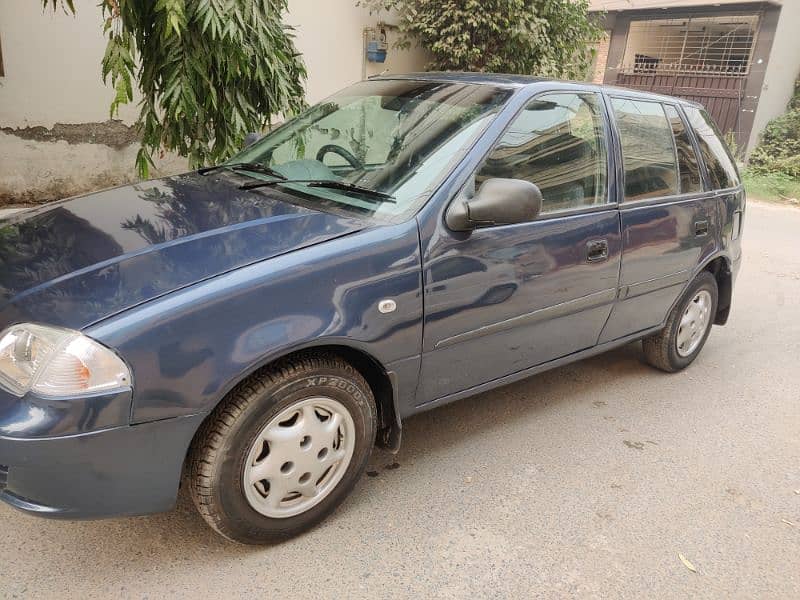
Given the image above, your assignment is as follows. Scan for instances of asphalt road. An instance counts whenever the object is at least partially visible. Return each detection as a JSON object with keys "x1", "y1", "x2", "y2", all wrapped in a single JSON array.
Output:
[{"x1": 2, "y1": 200, "x2": 799, "y2": 599}]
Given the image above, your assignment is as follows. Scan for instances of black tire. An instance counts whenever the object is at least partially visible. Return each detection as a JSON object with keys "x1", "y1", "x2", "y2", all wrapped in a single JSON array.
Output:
[
  {"x1": 643, "y1": 271, "x2": 718, "y2": 373},
  {"x1": 188, "y1": 352, "x2": 377, "y2": 544}
]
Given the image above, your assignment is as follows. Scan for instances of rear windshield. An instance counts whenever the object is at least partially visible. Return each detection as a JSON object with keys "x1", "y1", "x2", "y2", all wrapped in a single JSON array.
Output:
[{"x1": 684, "y1": 107, "x2": 740, "y2": 190}]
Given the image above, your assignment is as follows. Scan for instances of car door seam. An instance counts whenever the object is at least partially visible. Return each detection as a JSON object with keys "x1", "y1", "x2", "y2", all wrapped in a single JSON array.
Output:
[
  {"x1": 623, "y1": 269, "x2": 692, "y2": 300},
  {"x1": 409, "y1": 216, "x2": 427, "y2": 404}
]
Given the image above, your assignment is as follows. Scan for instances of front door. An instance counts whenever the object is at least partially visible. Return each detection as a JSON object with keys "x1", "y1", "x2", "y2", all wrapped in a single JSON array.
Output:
[{"x1": 417, "y1": 91, "x2": 622, "y2": 404}]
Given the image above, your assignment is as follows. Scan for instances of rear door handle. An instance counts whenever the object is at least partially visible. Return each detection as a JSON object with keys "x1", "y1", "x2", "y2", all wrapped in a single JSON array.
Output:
[
  {"x1": 695, "y1": 220, "x2": 709, "y2": 237},
  {"x1": 586, "y1": 239, "x2": 609, "y2": 262}
]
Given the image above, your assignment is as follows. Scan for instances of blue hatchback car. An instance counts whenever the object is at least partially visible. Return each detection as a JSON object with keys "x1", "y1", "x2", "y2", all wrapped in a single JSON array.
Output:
[{"x1": 0, "y1": 74, "x2": 744, "y2": 543}]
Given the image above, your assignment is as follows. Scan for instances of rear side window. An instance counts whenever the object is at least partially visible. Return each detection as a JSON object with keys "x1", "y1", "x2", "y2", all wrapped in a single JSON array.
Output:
[
  {"x1": 664, "y1": 105, "x2": 703, "y2": 194},
  {"x1": 611, "y1": 98, "x2": 679, "y2": 201},
  {"x1": 685, "y1": 107, "x2": 740, "y2": 190}
]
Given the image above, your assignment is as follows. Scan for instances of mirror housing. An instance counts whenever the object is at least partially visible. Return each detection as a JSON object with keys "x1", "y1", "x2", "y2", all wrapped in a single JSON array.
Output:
[
  {"x1": 243, "y1": 132, "x2": 263, "y2": 149},
  {"x1": 446, "y1": 178, "x2": 543, "y2": 231}
]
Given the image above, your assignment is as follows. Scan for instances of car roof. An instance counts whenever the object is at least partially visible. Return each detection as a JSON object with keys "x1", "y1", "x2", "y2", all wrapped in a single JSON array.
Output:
[
  {"x1": 375, "y1": 71, "x2": 549, "y2": 87},
  {"x1": 372, "y1": 72, "x2": 702, "y2": 108}
]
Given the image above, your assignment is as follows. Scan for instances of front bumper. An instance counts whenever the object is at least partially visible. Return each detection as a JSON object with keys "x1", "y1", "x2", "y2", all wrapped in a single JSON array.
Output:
[{"x1": 0, "y1": 398, "x2": 205, "y2": 518}]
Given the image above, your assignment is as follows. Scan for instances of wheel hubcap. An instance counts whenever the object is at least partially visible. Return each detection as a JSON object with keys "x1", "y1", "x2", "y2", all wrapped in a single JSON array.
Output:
[
  {"x1": 676, "y1": 290, "x2": 712, "y2": 357},
  {"x1": 242, "y1": 397, "x2": 355, "y2": 518}
]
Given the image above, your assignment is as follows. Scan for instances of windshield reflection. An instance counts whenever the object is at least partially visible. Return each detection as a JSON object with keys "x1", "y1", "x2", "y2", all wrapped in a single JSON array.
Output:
[{"x1": 232, "y1": 79, "x2": 512, "y2": 216}]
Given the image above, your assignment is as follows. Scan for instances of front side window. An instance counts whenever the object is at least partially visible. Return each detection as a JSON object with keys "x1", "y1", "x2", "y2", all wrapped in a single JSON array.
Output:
[
  {"x1": 611, "y1": 98, "x2": 679, "y2": 201},
  {"x1": 234, "y1": 80, "x2": 513, "y2": 218},
  {"x1": 684, "y1": 107, "x2": 740, "y2": 190},
  {"x1": 477, "y1": 92, "x2": 609, "y2": 214},
  {"x1": 664, "y1": 104, "x2": 703, "y2": 194}
]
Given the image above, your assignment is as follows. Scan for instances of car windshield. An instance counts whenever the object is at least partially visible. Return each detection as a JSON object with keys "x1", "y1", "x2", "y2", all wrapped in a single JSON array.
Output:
[{"x1": 229, "y1": 79, "x2": 513, "y2": 219}]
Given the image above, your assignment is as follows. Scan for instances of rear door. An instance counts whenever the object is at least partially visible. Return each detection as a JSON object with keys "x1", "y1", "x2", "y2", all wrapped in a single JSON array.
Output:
[
  {"x1": 417, "y1": 91, "x2": 622, "y2": 403},
  {"x1": 599, "y1": 96, "x2": 719, "y2": 342},
  {"x1": 683, "y1": 105, "x2": 745, "y2": 282}
]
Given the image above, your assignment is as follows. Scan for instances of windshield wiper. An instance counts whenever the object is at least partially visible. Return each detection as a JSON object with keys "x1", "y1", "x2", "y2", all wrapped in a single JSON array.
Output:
[
  {"x1": 198, "y1": 162, "x2": 287, "y2": 180},
  {"x1": 240, "y1": 179, "x2": 396, "y2": 203}
]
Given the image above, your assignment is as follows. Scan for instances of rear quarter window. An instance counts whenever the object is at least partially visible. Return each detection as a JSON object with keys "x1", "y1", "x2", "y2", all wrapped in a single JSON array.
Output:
[{"x1": 684, "y1": 107, "x2": 740, "y2": 190}]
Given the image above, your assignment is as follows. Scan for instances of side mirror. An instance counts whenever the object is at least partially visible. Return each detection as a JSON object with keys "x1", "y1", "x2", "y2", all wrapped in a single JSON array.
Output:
[
  {"x1": 446, "y1": 178, "x2": 543, "y2": 231},
  {"x1": 243, "y1": 132, "x2": 263, "y2": 149}
]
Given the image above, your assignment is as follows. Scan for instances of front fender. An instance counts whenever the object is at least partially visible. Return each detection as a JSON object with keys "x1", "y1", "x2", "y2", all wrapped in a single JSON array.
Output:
[{"x1": 86, "y1": 220, "x2": 423, "y2": 424}]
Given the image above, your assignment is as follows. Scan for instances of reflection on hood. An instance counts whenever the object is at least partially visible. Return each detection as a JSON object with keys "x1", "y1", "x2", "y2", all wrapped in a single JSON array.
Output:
[{"x1": 0, "y1": 173, "x2": 363, "y2": 329}]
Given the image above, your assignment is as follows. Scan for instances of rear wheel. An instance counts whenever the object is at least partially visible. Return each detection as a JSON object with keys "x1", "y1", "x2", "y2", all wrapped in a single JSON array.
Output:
[
  {"x1": 643, "y1": 271, "x2": 718, "y2": 372},
  {"x1": 189, "y1": 353, "x2": 376, "y2": 544}
]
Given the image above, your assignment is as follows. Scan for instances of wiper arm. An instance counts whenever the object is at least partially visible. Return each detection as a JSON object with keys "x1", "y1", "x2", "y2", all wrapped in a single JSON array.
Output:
[
  {"x1": 305, "y1": 180, "x2": 396, "y2": 202},
  {"x1": 198, "y1": 162, "x2": 287, "y2": 180},
  {"x1": 240, "y1": 179, "x2": 396, "y2": 203}
]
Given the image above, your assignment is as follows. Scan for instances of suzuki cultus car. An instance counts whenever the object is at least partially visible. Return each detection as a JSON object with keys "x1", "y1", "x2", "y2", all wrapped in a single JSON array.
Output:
[{"x1": 0, "y1": 74, "x2": 744, "y2": 543}]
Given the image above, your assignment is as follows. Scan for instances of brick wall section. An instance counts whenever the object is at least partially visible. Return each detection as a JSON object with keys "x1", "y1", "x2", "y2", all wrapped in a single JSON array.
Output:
[{"x1": 592, "y1": 32, "x2": 611, "y2": 84}]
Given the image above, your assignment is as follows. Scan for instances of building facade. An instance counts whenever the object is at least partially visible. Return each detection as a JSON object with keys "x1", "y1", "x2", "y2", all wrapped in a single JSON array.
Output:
[
  {"x1": 2, "y1": 1, "x2": 796, "y2": 204},
  {"x1": 0, "y1": 1, "x2": 427, "y2": 204},
  {"x1": 589, "y1": 0, "x2": 800, "y2": 156}
]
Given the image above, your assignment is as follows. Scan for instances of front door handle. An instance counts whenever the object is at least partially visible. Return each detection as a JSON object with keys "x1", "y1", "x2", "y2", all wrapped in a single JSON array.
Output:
[
  {"x1": 695, "y1": 220, "x2": 709, "y2": 237},
  {"x1": 586, "y1": 239, "x2": 609, "y2": 263}
]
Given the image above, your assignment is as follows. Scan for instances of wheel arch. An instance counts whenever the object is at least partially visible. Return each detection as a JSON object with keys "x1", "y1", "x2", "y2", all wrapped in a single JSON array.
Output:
[
  {"x1": 699, "y1": 255, "x2": 733, "y2": 325},
  {"x1": 196, "y1": 340, "x2": 403, "y2": 455}
]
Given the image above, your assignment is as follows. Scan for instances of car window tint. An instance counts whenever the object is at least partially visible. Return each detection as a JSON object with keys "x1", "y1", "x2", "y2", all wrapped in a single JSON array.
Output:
[
  {"x1": 685, "y1": 106, "x2": 740, "y2": 190},
  {"x1": 611, "y1": 98, "x2": 679, "y2": 201},
  {"x1": 664, "y1": 105, "x2": 703, "y2": 194},
  {"x1": 477, "y1": 92, "x2": 608, "y2": 214}
]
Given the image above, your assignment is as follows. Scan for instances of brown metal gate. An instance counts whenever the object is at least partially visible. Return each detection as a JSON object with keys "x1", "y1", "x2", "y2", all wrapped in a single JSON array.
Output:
[{"x1": 615, "y1": 73, "x2": 745, "y2": 140}]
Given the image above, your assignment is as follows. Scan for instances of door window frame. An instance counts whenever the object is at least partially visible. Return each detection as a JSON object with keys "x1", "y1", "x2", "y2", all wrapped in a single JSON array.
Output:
[{"x1": 449, "y1": 88, "x2": 617, "y2": 226}]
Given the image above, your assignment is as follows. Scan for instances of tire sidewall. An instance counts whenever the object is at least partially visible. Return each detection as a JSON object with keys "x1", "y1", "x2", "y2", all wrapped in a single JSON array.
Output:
[
  {"x1": 211, "y1": 368, "x2": 376, "y2": 543},
  {"x1": 665, "y1": 273, "x2": 718, "y2": 370}
]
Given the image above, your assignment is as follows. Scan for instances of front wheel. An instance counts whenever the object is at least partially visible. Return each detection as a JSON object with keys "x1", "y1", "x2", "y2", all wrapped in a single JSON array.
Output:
[
  {"x1": 188, "y1": 353, "x2": 377, "y2": 544},
  {"x1": 643, "y1": 271, "x2": 718, "y2": 372}
]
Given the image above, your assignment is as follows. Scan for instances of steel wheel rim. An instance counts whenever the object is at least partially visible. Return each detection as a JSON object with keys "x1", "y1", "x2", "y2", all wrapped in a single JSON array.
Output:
[
  {"x1": 242, "y1": 396, "x2": 356, "y2": 518},
  {"x1": 676, "y1": 289, "x2": 712, "y2": 357}
]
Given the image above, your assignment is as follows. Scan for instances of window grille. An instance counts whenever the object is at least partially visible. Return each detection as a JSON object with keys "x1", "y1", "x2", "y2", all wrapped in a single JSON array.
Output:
[{"x1": 621, "y1": 15, "x2": 759, "y2": 76}]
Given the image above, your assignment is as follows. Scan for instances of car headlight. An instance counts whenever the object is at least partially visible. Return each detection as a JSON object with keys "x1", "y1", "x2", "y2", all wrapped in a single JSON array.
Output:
[{"x1": 0, "y1": 323, "x2": 131, "y2": 398}]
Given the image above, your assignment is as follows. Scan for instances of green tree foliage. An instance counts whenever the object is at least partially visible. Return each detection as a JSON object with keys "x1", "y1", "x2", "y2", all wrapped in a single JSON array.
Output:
[
  {"x1": 43, "y1": 0, "x2": 307, "y2": 177},
  {"x1": 360, "y1": 0, "x2": 603, "y2": 80},
  {"x1": 748, "y1": 76, "x2": 800, "y2": 178}
]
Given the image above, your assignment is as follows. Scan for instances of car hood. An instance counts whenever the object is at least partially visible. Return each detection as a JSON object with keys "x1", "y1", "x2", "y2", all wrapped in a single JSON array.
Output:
[{"x1": 0, "y1": 172, "x2": 364, "y2": 330}]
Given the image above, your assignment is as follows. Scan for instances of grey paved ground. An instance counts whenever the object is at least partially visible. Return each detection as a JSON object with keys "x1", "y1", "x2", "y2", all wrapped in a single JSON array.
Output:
[{"x1": 1, "y1": 200, "x2": 799, "y2": 599}]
